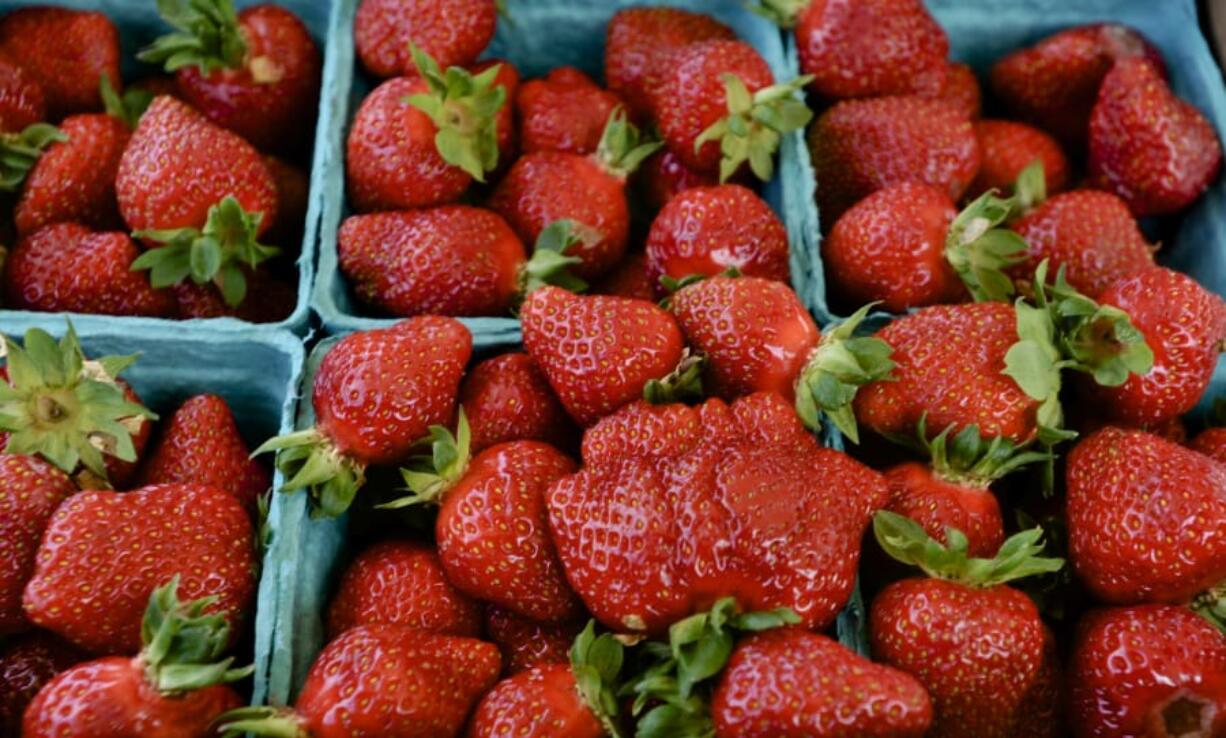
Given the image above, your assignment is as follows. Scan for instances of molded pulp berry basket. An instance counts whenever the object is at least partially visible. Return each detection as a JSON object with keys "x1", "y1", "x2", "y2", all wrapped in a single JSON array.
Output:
[
  {"x1": 310, "y1": 0, "x2": 812, "y2": 343},
  {"x1": 0, "y1": 0, "x2": 332, "y2": 336}
]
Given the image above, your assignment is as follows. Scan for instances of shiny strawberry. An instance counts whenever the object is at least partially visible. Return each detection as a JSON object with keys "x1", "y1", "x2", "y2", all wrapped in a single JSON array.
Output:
[
  {"x1": 920, "y1": 62, "x2": 981, "y2": 120},
  {"x1": 592, "y1": 251, "x2": 656, "y2": 301},
  {"x1": 0, "y1": 7, "x2": 120, "y2": 118},
  {"x1": 0, "y1": 455, "x2": 76, "y2": 636},
  {"x1": 808, "y1": 96, "x2": 980, "y2": 222},
  {"x1": 484, "y1": 606, "x2": 581, "y2": 676},
  {"x1": 634, "y1": 149, "x2": 721, "y2": 212},
  {"x1": 354, "y1": 0, "x2": 496, "y2": 78},
  {"x1": 967, "y1": 120, "x2": 1069, "y2": 201},
  {"x1": 517, "y1": 67, "x2": 623, "y2": 156},
  {"x1": 0, "y1": 631, "x2": 85, "y2": 736},
  {"x1": 459, "y1": 353, "x2": 576, "y2": 453},
  {"x1": 326, "y1": 540, "x2": 482, "y2": 639},
  {"x1": 1088, "y1": 57, "x2": 1222, "y2": 216},
  {"x1": 0, "y1": 56, "x2": 44, "y2": 133}
]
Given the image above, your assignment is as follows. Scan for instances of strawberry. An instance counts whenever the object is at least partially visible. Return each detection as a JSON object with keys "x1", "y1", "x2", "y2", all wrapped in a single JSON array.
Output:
[
  {"x1": 263, "y1": 155, "x2": 309, "y2": 245},
  {"x1": 0, "y1": 7, "x2": 120, "y2": 118},
  {"x1": 459, "y1": 353, "x2": 576, "y2": 453},
  {"x1": 346, "y1": 48, "x2": 506, "y2": 212},
  {"x1": 141, "y1": 1, "x2": 321, "y2": 154},
  {"x1": 354, "y1": 0, "x2": 496, "y2": 78},
  {"x1": 1088, "y1": 57, "x2": 1222, "y2": 216},
  {"x1": 967, "y1": 120, "x2": 1069, "y2": 201},
  {"x1": 920, "y1": 62, "x2": 981, "y2": 120},
  {"x1": 0, "y1": 631, "x2": 85, "y2": 736},
  {"x1": 603, "y1": 7, "x2": 735, "y2": 120},
  {"x1": 990, "y1": 24, "x2": 1166, "y2": 147},
  {"x1": 520, "y1": 286, "x2": 685, "y2": 426},
  {"x1": 653, "y1": 40, "x2": 811, "y2": 182},
  {"x1": 0, "y1": 455, "x2": 76, "y2": 636},
  {"x1": 517, "y1": 67, "x2": 623, "y2": 156},
  {"x1": 547, "y1": 392, "x2": 888, "y2": 634},
  {"x1": 0, "y1": 56, "x2": 44, "y2": 133},
  {"x1": 645, "y1": 184, "x2": 789, "y2": 291},
  {"x1": 484, "y1": 606, "x2": 581, "y2": 676},
  {"x1": 137, "y1": 394, "x2": 270, "y2": 513},
  {"x1": 326, "y1": 540, "x2": 482, "y2": 639},
  {"x1": 1066, "y1": 427, "x2": 1226, "y2": 609},
  {"x1": 257, "y1": 317, "x2": 471, "y2": 516},
  {"x1": 1191, "y1": 426, "x2": 1226, "y2": 465},
  {"x1": 808, "y1": 96, "x2": 980, "y2": 222},
  {"x1": 472, "y1": 58, "x2": 519, "y2": 169},
  {"x1": 22, "y1": 579, "x2": 249, "y2": 738},
  {"x1": 634, "y1": 149, "x2": 721, "y2": 212},
  {"x1": 591, "y1": 251, "x2": 656, "y2": 301},
  {"x1": 0, "y1": 123, "x2": 64, "y2": 195},
  {"x1": 756, "y1": 0, "x2": 948, "y2": 101},
  {"x1": 712, "y1": 628, "x2": 934, "y2": 738},
  {"x1": 171, "y1": 266, "x2": 297, "y2": 323},
  {"x1": 869, "y1": 512, "x2": 1065, "y2": 738},
  {"x1": 217, "y1": 626, "x2": 501, "y2": 738},
  {"x1": 2, "y1": 223, "x2": 177, "y2": 317},
  {"x1": 1070, "y1": 605, "x2": 1226, "y2": 738}
]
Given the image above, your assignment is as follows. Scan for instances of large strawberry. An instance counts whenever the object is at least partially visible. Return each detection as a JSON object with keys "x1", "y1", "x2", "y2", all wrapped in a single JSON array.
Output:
[
  {"x1": 459, "y1": 353, "x2": 576, "y2": 454},
  {"x1": 256, "y1": 317, "x2": 471, "y2": 516},
  {"x1": 22, "y1": 579, "x2": 249, "y2": 738},
  {"x1": 0, "y1": 631, "x2": 85, "y2": 736},
  {"x1": 0, "y1": 7, "x2": 120, "y2": 118},
  {"x1": 354, "y1": 0, "x2": 496, "y2": 78},
  {"x1": 967, "y1": 120, "x2": 1069, "y2": 201},
  {"x1": 484, "y1": 606, "x2": 582, "y2": 676},
  {"x1": 140, "y1": 0, "x2": 321, "y2": 153},
  {"x1": 0, "y1": 455, "x2": 76, "y2": 636},
  {"x1": 0, "y1": 56, "x2": 44, "y2": 133},
  {"x1": 1088, "y1": 57, "x2": 1222, "y2": 216},
  {"x1": 517, "y1": 67, "x2": 623, "y2": 156}
]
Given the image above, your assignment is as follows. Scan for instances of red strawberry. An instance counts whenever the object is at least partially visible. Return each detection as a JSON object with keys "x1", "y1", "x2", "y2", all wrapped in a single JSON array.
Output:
[
  {"x1": 1088, "y1": 57, "x2": 1222, "y2": 216},
  {"x1": 1066, "y1": 427, "x2": 1226, "y2": 607},
  {"x1": 808, "y1": 96, "x2": 980, "y2": 222},
  {"x1": 1070, "y1": 605, "x2": 1226, "y2": 738},
  {"x1": 257, "y1": 317, "x2": 471, "y2": 516},
  {"x1": 920, "y1": 62, "x2": 981, "y2": 120},
  {"x1": 603, "y1": 7, "x2": 735, "y2": 120},
  {"x1": 459, "y1": 353, "x2": 576, "y2": 453},
  {"x1": 142, "y1": 2, "x2": 321, "y2": 154},
  {"x1": 0, "y1": 631, "x2": 85, "y2": 736},
  {"x1": 129, "y1": 75, "x2": 181, "y2": 100},
  {"x1": 1191, "y1": 426, "x2": 1226, "y2": 465},
  {"x1": 645, "y1": 184, "x2": 789, "y2": 290},
  {"x1": 217, "y1": 626, "x2": 501, "y2": 738},
  {"x1": 137, "y1": 394, "x2": 269, "y2": 513},
  {"x1": 0, "y1": 56, "x2": 44, "y2": 133},
  {"x1": 0, "y1": 455, "x2": 76, "y2": 636},
  {"x1": 2, "y1": 223, "x2": 177, "y2": 317},
  {"x1": 990, "y1": 23, "x2": 1166, "y2": 147},
  {"x1": 591, "y1": 251, "x2": 656, "y2": 301},
  {"x1": 22, "y1": 579, "x2": 249, "y2": 738},
  {"x1": 712, "y1": 628, "x2": 934, "y2": 738},
  {"x1": 263, "y1": 155, "x2": 309, "y2": 245},
  {"x1": 354, "y1": 0, "x2": 496, "y2": 78},
  {"x1": 516, "y1": 67, "x2": 623, "y2": 156},
  {"x1": 484, "y1": 606, "x2": 581, "y2": 676},
  {"x1": 547, "y1": 392, "x2": 888, "y2": 634},
  {"x1": 634, "y1": 149, "x2": 721, "y2": 212},
  {"x1": 23, "y1": 483, "x2": 255, "y2": 655},
  {"x1": 0, "y1": 8, "x2": 120, "y2": 118},
  {"x1": 171, "y1": 266, "x2": 297, "y2": 323},
  {"x1": 326, "y1": 540, "x2": 482, "y2": 639},
  {"x1": 967, "y1": 120, "x2": 1069, "y2": 201},
  {"x1": 520, "y1": 286, "x2": 685, "y2": 426}
]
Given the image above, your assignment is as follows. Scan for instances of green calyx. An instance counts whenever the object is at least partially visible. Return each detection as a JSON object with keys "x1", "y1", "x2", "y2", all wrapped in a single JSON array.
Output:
[
  {"x1": 595, "y1": 107, "x2": 662, "y2": 179},
  {"x1": 694, "y1": 73, "x2": 814, "y2": 183},
  {"x1": 519, "y1": 219, "x2": 589, "y2": 298},
  {"x1": 140, "y1": 576, "x2": 252, "y2": 694},
  {"x1": 1011, "y1": 159, "x2": 1048, "y2": 216},
  {"x1": 914, "y1": 416, "x2": 1050, "y2": 489},
  {"x1": 1192, "y1": 581, "x2": 1226, "y2": 634},
  {"x1": 131, "y1": 195, "x2": 279, "y2": 307},
  {"x1": 404, "y1": 44, "x2": 505, "y2": 182},
  {"x1": 0, "y1": 324, "x2": 155, "y2": 483},
  {"x1": 643, "y1": 350, "x2": 706, "y2": 405},
  {"x1": 138, "y1": 0, "x2": 247, "y2": 74},
  {"x1": 873, "y1": 510, "x2": 1064, "y2": 588},
  {"x1": 215, "y1": 707, "x2": 306, "y2": 738},
  {"x1": 793, "y1": 303, "x2": 894, "y2": 444},
  {"x1": 746, "y1": 0, "x2": 809, "y2": 28},
  {"x1": 0, "y1": 123, "x2": 66, "y2": 192},
  {"x1": 378, "y1": 410, "x2": 472, "y2": 510},
  {"x1": 253, "y1": 428, "x2": 366, "y2": 519},
  {"x1": 571, "y1": 622, "x2": 627, "y2": 738},
  {"x1": 944, "y1": 188, "x2": 1029, "y2": 303},
  {"x1": 100, "y1": 74, "x2": 154, "y2": 130}
]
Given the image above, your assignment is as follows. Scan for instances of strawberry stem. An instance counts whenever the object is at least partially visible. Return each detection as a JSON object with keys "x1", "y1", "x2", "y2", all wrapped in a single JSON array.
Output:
[
  {"x1": 694, "y1": 73, "x2": 814, "y2": 183},
  {"x1": 571, "y1": 622, "x2": 628, "y2": 738},
  {"x1": 138, "y1": 0, "x2": 248, "y2": 74},
  {"x1": 518, "y1": 219, "x2": 588, "y2": 299},
  {"x1": 215, "y1": 706, "x2": 307, "y2": 738},
  {"x1": 254, "y1": 428, "x2": 366, "y2": 518},
  {"x1": 378, "y1": 410, "x2": 472, "y2": 510},
  {"x1": 746, "y1": 0, "x2": 809, "y2": 28},
  {"x1": 643, "y1": 350, "x2": 705, "y2": 405},
  {"x1": 594, "y1": 108, "x2": 662, "y2": 180},
  {"x1": 898, "y1": 416, "x2": 1051, "y2": 489},
  {"x1": 944, "y1": 188, "x2": 1029, "y2": 303},
  {"x1": 100, "y1": 74, "x2": 154, "y2": 130},
  {"x1": 140, "y1": 576, "x2": 252, "y2": 694}
]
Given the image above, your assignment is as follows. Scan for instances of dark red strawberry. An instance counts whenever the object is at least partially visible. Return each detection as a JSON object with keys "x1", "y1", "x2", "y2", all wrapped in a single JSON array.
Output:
[
  {"x1": 263, "y1": 155, "x2": 309, "y2": 245},
  {"x1": 920, "y1": 62, "x2": 981, "y2": 120},
  {"x1": 354, "y1": 0, "x2": 496, "y2": 78},
  {"x1": 0, "y1": 455, "x2": 76, "y2": 636},
  {"x1": 484, "y1": 606, "x2": 581, "y2": 676},
  {"x1": 141, "y1": 2, "x2": 321, "y2": 154},
  {"x1": 591, "y1": 251, "x2": 656, "y2": 301},
  {"x1": 0, "y1": 631, "x2": 85, "y2": 736},
  {"x1": 968, "y1": 120, "x2": 1069, "y2": 201},
  {"x1": 22, "y1": 579, "x2": 249, "y2": 738},
  {"x1": 1191, "y1": 426, "x2": 1226, "y2": 465},
  {"x1": 1070, "y1": 605, "x2": 1226, "y2": 738},
  {"x1": 0, "y1": 7, "x2": 120, "y2": 118},
  {"x1": 326, "y1": 540, "x2": 482, "y2": 639},
  {"x1": 1088, "y1": 57, "x2": 1222, "y2": 216},
  {"x1": 808, "y1": 95, "x2": 980, "y2": 222},
  {"x1": 516, "y1": 67, "x2": 623, "y2": 156},
  {"x1": 459, "y1": 353, "x2": 576, "y2": 453},
  {"x1": 634, "y1": 149, "x2": 721, "y2": 212},
  {"x1": 0, "y1": 56, "x2": 44, "y2": 133},
  {"x1": 171, "y1": 266, "x2": 297, "y2": 323}
]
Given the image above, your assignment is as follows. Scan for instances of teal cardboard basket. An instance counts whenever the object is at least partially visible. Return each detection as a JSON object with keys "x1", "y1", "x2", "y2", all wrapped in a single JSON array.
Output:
[
  {"x1": 0, "y1": 0, "x2": 331, "y2": 336},
  {"x1": 310, "y1": 0, "x2": 810, "y2": 344}
]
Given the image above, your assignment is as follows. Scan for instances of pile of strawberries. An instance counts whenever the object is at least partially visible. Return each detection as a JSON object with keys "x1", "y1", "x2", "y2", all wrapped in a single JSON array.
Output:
[{"x1": 0, "y1": 1, "x2": 319, "y2": 322}]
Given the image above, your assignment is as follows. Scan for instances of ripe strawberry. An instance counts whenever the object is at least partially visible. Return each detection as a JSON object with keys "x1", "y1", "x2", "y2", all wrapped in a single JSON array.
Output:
[
  {"x1": 967, "y1": 120, "x2": 1069, "y2": 201},
  {"x1": 257, "y1": 317, "x2": 471, "y2": 516},
  {"x1": 517, "y1": 67, "x2": 623, "y2": 156},
  {"x1": 459, "y1": 353, "x2": 576, "y2": 453},
  {"x1": 1191, "y1": 426, "x2": 1226, "y2": 465},
  {"x1": 0, "y1": 7, "x2": 120, "y2": 118},
  {"x1": 0, "y1": 56, "x2": 44, "y2": 133},
  {"x1": 603, "y1": 7, "x2": 735, "y2": 120},
  {"x1": 634, "y1": 149, "x2": 721, "y2": 212},
  {"x1": 354, "y1": 0, "x2": 496, "y2": 78},
  {"x1": 520, "y1": 286, "x2": 684, "y2": 426},
  {"x1": 263, "y1": 155, "x2": 309, "y2": 245},
  {"x1": 484, "y1": 606, "x2": 581, "y2": 676},
  {"x1": 1066, "y1": 427, "x2": 1226, "y2": 608},
  {"x1": 171, "y1": 266, "x2": 297, "y2": 323},
  {"x1": 137, "y1": 394, "x2": 270, "y2": 514},
  {"x1": 712, "y1": 628, "x2": 934, "y2": 738},
  {"x1": 869, "y1": 512, "x2": 1065, "y2": 738},
  {"x1": 1088, "y1": 58, "x2": 1222, "y2": 216},
  {"x1": 758, "y1": 0, "x2": 948, "y2": 100},
  {"x1": 1070, "y1": 605, "x2": 1226, "y2": 738},
  {"x1": 808, "y1": 96, "x2": 980, "y2": 222},
  {"x1": 591, "y1": 251, "x2": 656, "y2": 301},
  {"x1": 22, "y1": 579, "x2": 249, "y2": 738},
  {"x1": 326, "y1": 540, "x2": 482, "y2": 639},
  {"x1": 2, "y1": 224, "x2": 177, "y2": 317},
  {"x1": 0, "y1": 631, "x2": 85, "y2": 736},
  {"x1": 991, "y1": 23, "x2": 1166, "y2": 145},
  {"x1": 217, "y1": 626, "x2": 501, "y2": 738},
  {"x1": 645, "y1": 184, "x2": 789, "y2": 290},
  {"x1": 141, "y1": 2, "x2": 321, "y2": 154},
  {"x1": 547, "y1": 392, "x2": 888, "y2": 634},
  {"x1": 920, "y1": 62, "x2": 981, "y2": 120},
  {"x1": 0, "y1": 455, "x2": 76, "y2": 636}
]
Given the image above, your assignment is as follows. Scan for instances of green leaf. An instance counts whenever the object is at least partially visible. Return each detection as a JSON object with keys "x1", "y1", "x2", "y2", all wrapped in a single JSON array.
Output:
[
  {"x1": 0, "y1": 123, "x2": 66, "y2": 192},
  {"x1": 694, "y1": 74, "x2": 812, "y2": 183},
  {"x1": 944, "y1": 189, "x2": 1029, "y2": 302},
  {"x1": 570, "y1": 622, "x2": 626, "y2": 738},
  {"x1": 519, "y1": 219, "x2": 589, "y2": 297},
  {"x1": 1011, "y1": 159, "x2": 1047, "y2": 214},
  {"x1": 138, "y1": 0, "x2": 246, "y2": 73},
  {"x1": 378, "y1": 411, "x2": 472, "y2": 509},
  {"x1": 100, "y1": 74, "x2": 154, "y2": 129},
  {"x1": 595, "y1": 107, "x2": 663, "y2": 178}
]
